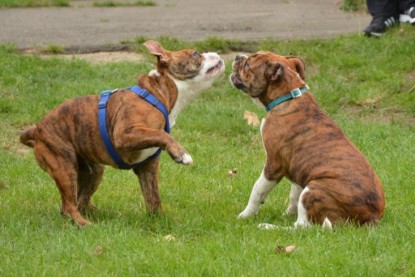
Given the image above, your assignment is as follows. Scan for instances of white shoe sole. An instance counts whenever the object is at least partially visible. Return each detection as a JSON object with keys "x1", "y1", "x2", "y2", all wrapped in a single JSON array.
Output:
[{"x1": 400, "y1": 14, "x2": 415, "y2": 24}]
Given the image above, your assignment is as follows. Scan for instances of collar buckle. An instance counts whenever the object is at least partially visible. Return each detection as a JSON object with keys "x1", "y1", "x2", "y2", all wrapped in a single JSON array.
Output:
[{"x1": 290, "y1": 88, "x2": 303, "y2": 98}]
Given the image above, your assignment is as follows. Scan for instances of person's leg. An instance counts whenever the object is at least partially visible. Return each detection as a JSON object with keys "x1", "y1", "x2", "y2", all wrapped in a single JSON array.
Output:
[{"x1": 367, "y1": 0, "x2": 399, "y2": 19}]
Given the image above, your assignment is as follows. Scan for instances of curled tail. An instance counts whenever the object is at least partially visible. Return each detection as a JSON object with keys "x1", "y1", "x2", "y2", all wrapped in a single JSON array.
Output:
[{"x1": 20, "y1": 126, "x2": 37, "y2": 148}]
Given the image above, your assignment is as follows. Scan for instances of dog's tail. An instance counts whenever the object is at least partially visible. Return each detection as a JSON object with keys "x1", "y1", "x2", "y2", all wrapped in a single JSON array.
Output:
[{"x1": 20, "y1": 126, "x2": 37, "y2": 148}]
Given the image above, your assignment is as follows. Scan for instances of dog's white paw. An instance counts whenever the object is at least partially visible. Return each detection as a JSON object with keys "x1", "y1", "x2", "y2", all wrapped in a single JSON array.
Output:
[
  {"x1": 294, "y1": 218, "x2": 310, "y2": 228},
  {"x1": 181, "y1": 153, "x2": 193, "y2": 165},
  {"x1": 237, "y1": 208, "x2": 256, "y2": 219}
]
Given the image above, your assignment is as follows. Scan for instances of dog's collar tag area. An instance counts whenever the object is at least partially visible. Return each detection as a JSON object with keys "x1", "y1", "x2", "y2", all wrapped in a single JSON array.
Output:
[
  {"x1": 98, "y1": 86, "x2": 170, "y2": 170},
  {"x1": 290, "y1": 88, "x2": 303, "y2": 98},
  {"x1": 265, "y1": 86, "x2": 309, "y2": 112}
]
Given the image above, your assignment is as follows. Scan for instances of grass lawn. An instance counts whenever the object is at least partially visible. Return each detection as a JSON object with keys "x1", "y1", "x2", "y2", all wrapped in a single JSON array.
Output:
[{"x1": 1, "y1": 27, "x2": 415, "y2": 275}]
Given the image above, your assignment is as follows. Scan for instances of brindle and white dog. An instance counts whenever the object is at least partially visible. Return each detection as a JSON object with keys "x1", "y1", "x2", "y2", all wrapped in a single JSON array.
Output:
[
  {"x1": 20, "y1": 41, "x2": 225, "y2": 226},
  {"x1": 230, "y1": 52, "x2": 385, "y2": 229}
]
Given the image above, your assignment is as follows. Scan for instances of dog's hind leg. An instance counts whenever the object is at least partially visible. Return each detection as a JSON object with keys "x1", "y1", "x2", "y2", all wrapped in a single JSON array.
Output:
[
  {"x1": 133, "y1": 158, "x2": 162, "y2": 213},
  {"x1": 294, "y1": 187, "x2": 311, "y2": 228},
  {"x1": 77, "y1": 159, "x2": 104, "y2": 212},
  {"x1": 294, "y1": 186, "x2": 333, "y2": 230},
  {"x1": 34, "y1": 142, "x2": 91, "y2": 226}
]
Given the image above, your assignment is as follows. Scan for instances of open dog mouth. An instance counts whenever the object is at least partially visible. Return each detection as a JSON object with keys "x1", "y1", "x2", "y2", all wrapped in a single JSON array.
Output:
[{"x1": 206, "y1": 59, "x2": 225, "y2": 75}]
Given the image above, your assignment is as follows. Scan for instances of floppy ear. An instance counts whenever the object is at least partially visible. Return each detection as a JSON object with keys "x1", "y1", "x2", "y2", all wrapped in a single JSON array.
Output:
[
  {"x1": 143, "y1": 40, "x2": 169, "y2": 63},
  {"x1": 285, "y1": 56, "x2": 305, "y2": 80},
  {"x1": 265, "y1": 61, "x2": 285, "y2": 82}
]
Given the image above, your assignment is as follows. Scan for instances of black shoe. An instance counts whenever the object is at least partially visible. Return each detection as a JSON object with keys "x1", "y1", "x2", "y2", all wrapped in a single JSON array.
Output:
[
  {"x1": 400, "y1": 7, "x2": 415, "y2": 24},
  {"x1": 363, "y1": 16, "x2": 397, "y2": 37}
]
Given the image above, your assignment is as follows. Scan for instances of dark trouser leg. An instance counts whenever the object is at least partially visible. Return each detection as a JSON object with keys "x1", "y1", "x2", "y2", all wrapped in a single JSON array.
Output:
[
  {"x1": 399, "y1": 0, "x2": 415, "y2": 12},
  {"x1": 366, "y1": 0, "x2": 399, "y2": 19}
]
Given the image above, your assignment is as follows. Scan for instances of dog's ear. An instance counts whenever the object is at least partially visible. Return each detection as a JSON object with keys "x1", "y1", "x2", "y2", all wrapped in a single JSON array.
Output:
[
  {"x1": 265, "y1": 61, "x2": 285, "y2": 83},
  {"x1": 143, "y1": 40, "x2": 169, "y2": 64},
  {"x1": 285, "y1": 56, "x2": 305, "y2": 80}
]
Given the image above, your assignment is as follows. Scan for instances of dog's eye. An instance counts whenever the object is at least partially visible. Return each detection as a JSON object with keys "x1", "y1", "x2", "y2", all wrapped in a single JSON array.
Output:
[
  {"x1": 192, "y1": 51, "x2": 201, "y2": 60},
  {"x1": 244, "y1": 62, "x2": 250, "y2": 71}
]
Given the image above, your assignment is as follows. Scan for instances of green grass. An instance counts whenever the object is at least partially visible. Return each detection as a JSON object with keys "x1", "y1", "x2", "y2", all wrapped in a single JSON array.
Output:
[
  {"x1": 1, "y1": 28, "x2": 415, "y2": 275},
  {"x1": 341, "y1": 0, "x2": 366, "y2": 12}
]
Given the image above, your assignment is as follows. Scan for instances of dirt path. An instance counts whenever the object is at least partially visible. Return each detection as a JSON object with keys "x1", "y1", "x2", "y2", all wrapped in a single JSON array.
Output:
[{"x1": 0, "y1": 0, "x2": 370, "y2": 50}]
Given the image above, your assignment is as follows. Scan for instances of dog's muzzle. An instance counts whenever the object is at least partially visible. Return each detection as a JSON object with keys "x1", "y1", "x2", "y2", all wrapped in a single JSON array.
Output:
[{"x1": 230, "y1": 73, "x2": 245, "y2": 90}]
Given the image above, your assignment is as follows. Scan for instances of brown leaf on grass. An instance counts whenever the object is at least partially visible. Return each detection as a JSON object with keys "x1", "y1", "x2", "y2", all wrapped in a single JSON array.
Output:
[
  {"x1": 93, "y1": 246, "x2": 103, "y2": 256},
  {"x1": 356, "y1": 96, "x2": 382, "y2": 106},
  {"x1": 275, "y1": 244, "x2": 296, "y2": 255},
  {"x1": 227, "y1": 168, "x2": 238, "y2": 177},
  {"x1": 164, "y1": 234, "x2": 176, "y2": 241},
  {"x1": 244, "y1": 111, "x2": 260, "y2": 127}
]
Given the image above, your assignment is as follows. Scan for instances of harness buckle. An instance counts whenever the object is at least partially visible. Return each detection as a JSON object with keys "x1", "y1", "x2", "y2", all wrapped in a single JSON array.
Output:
[
  {"x1": 290, "y1": 88, "x2": 302, "y2": 98},
  {"x1": 140, "y1": 89, "x2": 149, "y2": 98},
  {"x1": 98, "y1": 90, "x2": 112, "y2": 109}
]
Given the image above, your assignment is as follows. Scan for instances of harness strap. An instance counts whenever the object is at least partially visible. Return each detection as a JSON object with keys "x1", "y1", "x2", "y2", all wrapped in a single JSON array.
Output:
[
  {"x1": 129, "y1": 86, "x2": 170, "y2": 133},
  {"x1": 98, "y1": 86, "x2": 170, "y2": 170}
]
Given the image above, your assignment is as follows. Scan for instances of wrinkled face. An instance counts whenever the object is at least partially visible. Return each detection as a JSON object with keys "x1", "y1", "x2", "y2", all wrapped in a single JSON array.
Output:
[
  {"x1": 230, "y1": 52, "x2": 305, "y2": 98},
  {"x1": 230, "y1": 53, "x2": 271, "y2": 97},
  {"x1": 144, "y1": 40, "x2": 225, "y2": 82},
  {"x1": 165, "y1": 50, "x2": 225, "y2": 82}
]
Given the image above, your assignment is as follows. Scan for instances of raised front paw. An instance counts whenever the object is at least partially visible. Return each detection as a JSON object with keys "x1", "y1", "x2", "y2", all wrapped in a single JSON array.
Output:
[
  {"x1": 178, "y1": 153, "x2": 193, "y2": 165},
  {"x1": 167, "y1": 143, "x2": 193, "y2": 165}
]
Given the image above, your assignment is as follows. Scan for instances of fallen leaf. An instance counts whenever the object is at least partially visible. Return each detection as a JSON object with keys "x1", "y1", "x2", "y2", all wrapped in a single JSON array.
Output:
[
  {"x1": 93, "y1": 246, "x2": 103, "y2": 256},
  {"x1": 244, "y1": 111, "x2": 260, "y2": 127},
  {"x1": 285, "y1": 245, "x2": 297, "y2": 253},
  {"x1": 275, "y1": 244, "x2": 296, "y2": 255},
  {"x1": 227, "y1": 168, "x2": 238, "y2": 177},
  {"x1": 356, "y1": 96, "x2": 382, "y2": 106},
  {"x1": 164, "y1": 234, "x2": 176, "y2": 241}
]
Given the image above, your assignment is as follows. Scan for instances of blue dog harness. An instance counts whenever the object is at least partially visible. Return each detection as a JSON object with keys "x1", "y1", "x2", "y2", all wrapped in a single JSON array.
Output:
[{"x1": 98, "y1": 85, "x2": 170, "y2": 170}]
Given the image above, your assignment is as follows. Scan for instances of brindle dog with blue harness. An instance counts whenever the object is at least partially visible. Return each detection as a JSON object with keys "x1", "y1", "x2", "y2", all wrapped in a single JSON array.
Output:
[{"x1": 20, "y1": 40, "x2": 225, "y2": 226}]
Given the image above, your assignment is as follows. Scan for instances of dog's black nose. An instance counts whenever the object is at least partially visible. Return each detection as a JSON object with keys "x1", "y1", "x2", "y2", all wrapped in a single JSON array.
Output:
[{"x1": 235, "y1": 55, "x2": 245, "y2": 62}]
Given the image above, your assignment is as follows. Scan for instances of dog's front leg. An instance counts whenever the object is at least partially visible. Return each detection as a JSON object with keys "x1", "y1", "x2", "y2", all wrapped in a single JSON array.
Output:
[
  {"x1": 283, "y1": 183, "x2": 303, "y2": 216},
  {"x1": 115, "y1": 128, "x2": 193, "y2": 165},
  {"x1": 238, "y1": 170, "x2": 278, "y2": 219},
  {"x1": 133, "y1": 158, "x2": 162, "y2": 213}
]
